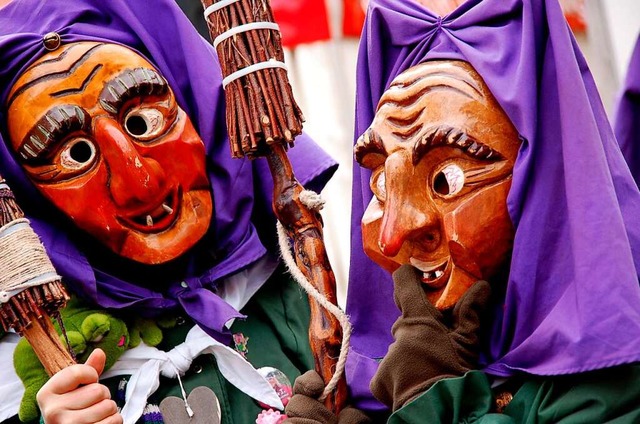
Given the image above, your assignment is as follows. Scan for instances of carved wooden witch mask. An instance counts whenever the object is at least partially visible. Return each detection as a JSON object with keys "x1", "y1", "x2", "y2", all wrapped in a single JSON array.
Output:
[
  {"x1": 6, "y1": 41, "x2": 213, "y2": 265},
  {"x1": 355, "y1": 60, "x2": 521, "y2": 310}
]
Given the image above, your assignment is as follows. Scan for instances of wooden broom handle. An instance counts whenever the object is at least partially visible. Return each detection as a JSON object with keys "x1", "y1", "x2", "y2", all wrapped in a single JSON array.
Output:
[
  {"x1": 266, "y1": 144, "x2": 347, "y2": 412},
  {"x1": 21, "y1": 313, "x2": 76, "y2": 376}
]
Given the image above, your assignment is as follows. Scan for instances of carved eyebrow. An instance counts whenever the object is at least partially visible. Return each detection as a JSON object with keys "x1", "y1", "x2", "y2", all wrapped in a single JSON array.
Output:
[
  {"x1": 99, "y1": 68, "x2": 169, "y2": 115},
  {"x1": 354, "y1": 128, "x2": 386, "y2": 167},
  {"x1": 18, "y1": 105, "x2": 91, "y2": 161},
  {"x1": 413, "y1": 126, "x2": 503, "y2": 165},
  {"x1": 354, "y1": 125, "x2": 503, "y2": 169}
]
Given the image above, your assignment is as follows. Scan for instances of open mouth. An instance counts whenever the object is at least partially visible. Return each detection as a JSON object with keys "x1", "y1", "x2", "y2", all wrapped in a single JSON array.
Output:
[
  {"x1": 409, "y1": 257, "x2": 451, "y2": 289},
  {"x1": 118, "y1": 187, "x2": 181, "y2": 233}
]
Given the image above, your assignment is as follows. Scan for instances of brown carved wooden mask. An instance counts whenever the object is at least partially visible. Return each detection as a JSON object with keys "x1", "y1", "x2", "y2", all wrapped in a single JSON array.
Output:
[
  {"x1": 355, "y1": 60, "x2": 521, "y2": 310},
  {"x1": 6, "y1": 42, "x2": 213, "y2": 265}
]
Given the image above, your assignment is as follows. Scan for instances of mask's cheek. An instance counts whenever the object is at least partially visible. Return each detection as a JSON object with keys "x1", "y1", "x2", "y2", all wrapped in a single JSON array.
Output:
[
  {"x1": 361, "y1": 196, "x2": 400, "y2": 274},
  {"x1": 36, "y1": 162, "x2": 110, "y2": 216},
  {"x1": 442, "y1": 178, "x2": 514, "y2": 280},
  {"x1": 148, "y1": 118, "x2": 210, "y2": 190}
]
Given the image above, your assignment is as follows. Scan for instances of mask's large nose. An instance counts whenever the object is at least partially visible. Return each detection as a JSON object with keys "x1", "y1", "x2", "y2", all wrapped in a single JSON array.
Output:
[
  {"x1": 94, "y1": 117, "x2": 166, "y2": 208},
  {"x1": 378, "y1": 155, "x2": 442, "y2": 258}
]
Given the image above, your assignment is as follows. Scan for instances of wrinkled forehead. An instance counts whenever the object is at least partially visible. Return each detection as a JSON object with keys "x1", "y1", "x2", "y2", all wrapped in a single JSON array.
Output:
[
  {"x1": 375, "y1": 60, "x2": 497, "y2": 125},
  {"x1": 359, "y1": 60, "x2": 519, "y2": 162},
  {"x1": 382, "y1": 60, "x2": 489, "y2": 104},
  {"x1": 6, "y1": 42, "x2": 161, "y2": 147}
]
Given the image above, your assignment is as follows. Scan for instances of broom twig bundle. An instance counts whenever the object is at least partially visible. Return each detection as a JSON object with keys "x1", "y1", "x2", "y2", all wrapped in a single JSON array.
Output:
[
  {"x1": 0, "y1": 175, "x2": 74, "y2": 375},
  {"x1": 201, "y1": 0, "x2": 348, "y2": 412}
]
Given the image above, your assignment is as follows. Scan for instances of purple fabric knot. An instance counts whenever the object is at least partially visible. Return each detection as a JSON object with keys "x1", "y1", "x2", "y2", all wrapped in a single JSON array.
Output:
[{"x1": 169, "y1": 277, "x2": 245, "y2": 344}]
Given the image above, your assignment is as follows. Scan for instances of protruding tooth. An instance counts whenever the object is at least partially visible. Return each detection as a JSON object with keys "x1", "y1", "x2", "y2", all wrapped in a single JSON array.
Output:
[
  {"x1": 146, "y1": 215, "x2": 153, "y2": 227},
  {"x1": 162, "y1": 203, "x2": 174, "y2": 214},
  {"x1": 434, "y1": 270, "x2": 444, "y2": 278}
]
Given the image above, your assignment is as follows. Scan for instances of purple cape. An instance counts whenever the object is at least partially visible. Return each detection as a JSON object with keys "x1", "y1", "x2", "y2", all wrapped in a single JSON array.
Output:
[
  {"x1": 614, "y1": 34, "x2": 640, "y2": 186},
  {"x1": 0, "y1": 0, "x2": 336, "y2": 342},
  {"x1": 346, "y1": 0, "x2": 640, "y2": 411}
]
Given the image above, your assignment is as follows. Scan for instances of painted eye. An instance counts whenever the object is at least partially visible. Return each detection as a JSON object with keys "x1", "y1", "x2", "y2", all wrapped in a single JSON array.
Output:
[
  {"x1": 370, "y1": 168, "x2": 386, "y2": 202},
  {"x1": 59, "y1": 138, "x2": 96, "y2": 171},
  {"x1": 433, "y1": 164, "x2": 465, "y2": 197},
  {"x1": 124, "y1": 108, "x2": 165, "y2": 141}
]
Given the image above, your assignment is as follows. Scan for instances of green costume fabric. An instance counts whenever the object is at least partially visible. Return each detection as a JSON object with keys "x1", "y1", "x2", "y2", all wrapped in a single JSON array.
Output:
[
  {"x1": 9, "y1": 267, "x2": 313, "y2": 424},
  {"x1": 136, "y1": 268, "x2": 314, "y2": 424},
  {"x1": 389, "y1": 365, "x2": 640, "y2": 423}
]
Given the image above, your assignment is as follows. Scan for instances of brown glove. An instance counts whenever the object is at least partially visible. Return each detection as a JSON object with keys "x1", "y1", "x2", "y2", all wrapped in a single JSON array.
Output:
[
  {"x1": 285, "y1": 370, "x2": 371, "y2": 424},
  {"x1": 370, "y1": 264, "x2": 491, "y2": 411}
]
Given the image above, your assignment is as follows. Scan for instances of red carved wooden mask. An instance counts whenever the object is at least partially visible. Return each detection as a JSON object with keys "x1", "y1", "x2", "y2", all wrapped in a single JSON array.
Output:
[
  {"x1": 6, "y1": 42, "x2": 213, "y2": 264},
  {"x1": 355, "y1": 61, "x2": 521, "y2": 310}
]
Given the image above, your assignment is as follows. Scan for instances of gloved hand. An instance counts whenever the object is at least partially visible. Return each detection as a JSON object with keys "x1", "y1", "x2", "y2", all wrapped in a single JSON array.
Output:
[
  {"x1": 370, "y1": 264, "x2": 491, "y2": 411},
  {"x1": 285, "y1": 371, "x2": 371, "y2": 424}
]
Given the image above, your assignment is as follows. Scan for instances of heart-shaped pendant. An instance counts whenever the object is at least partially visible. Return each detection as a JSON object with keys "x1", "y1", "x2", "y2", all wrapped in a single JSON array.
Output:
[{"x1": 159, "y1": 386, "x2": 222, "y2": 424}]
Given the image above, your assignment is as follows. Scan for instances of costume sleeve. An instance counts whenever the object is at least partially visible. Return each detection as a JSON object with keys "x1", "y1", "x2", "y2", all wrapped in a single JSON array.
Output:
[
  {"x1": 512, "y1": 363, "x2": 640, "y2": 423},
  {"x1": 387, "y1": 364, "x2": 640, "y2": 424},
  {"x1": 387, "y1": 371, "x2": 513, "y2": 424}
]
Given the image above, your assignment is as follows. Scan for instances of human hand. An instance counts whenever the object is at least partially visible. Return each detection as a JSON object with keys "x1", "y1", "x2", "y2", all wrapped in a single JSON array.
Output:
[
  {"x1": 370, "y1": 265, "x2": 491, "y2": 411},
  {"x1": 285, "y1": 371, "x2": 371, "y2": 424},
  {"x1": 36, "y1": 349, "x2": 122, "y2": 424}
]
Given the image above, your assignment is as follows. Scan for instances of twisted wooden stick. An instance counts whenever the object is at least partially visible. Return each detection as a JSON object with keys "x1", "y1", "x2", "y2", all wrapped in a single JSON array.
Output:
[
  {"x1": 0, "y1": 175, "x2": 74, "y2": 376},
  {"x1": 201, "y1": 0, "x2": 347, "y2": 412}
]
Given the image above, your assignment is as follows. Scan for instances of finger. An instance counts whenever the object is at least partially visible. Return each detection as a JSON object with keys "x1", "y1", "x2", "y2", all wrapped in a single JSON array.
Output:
[
  {"x1": 452, "y1": 280, "x2": 492, "y2": 343},
  {"x1": 65, "y1": 382, "x2": 112, "y2": 410},
  {"x1": 392, "y1": 264, "x2": 442, "y2": 319},
  {"x1": 40, "y1": 395, "x2": 117, "y2": 424},
  {"x1": 95, "y1": 412, "x2": 124, "y2": 424},
  {"x1": 338, "y1": 406, "x2": 372, "y2": 424},
  {"x1": 85, "y1": 348, "x2": 107, "y2": 376},
  {"x1": 285, "y1": 418, "x2": 325, "y2": 424},
  {"x1": 39, "y1": 382, "x2": 111, "y2": 417},
  {"x1": 292, "y1": 370, "x2": 325, "y2": 397},
  {"x1": 68, "y1": 398, "x2": 119, "y2": 424},
  {"x1": 286, "y1": 394, "x2": 336, "y2": 424},
  {"x1": 38, "y1": 363, "x2": 100, "y2": 397}
]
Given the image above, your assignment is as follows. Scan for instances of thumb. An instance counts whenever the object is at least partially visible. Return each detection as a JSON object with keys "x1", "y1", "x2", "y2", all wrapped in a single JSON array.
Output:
[
  {"x1": 392, "y1": 264, "x2": 442, "y2": 320},
  {"x1": 292, "y1": 370, "x2": 325, "y2": 398},
  {"x1": 84, "y1": 348, "x2": 107, "y2": 376}
]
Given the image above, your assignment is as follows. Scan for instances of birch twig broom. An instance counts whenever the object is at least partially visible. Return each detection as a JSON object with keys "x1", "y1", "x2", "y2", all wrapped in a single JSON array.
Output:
[
  {"x1": 200, "y1": 0, "x2": 348, "y2": 412},
  {"x1": 0, "y1": 175, "x2": 75, "y2": 375}
]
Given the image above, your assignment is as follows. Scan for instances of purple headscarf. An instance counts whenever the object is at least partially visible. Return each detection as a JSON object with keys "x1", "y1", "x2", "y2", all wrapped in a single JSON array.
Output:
[
  {"x1": 346, "y1": 0, "x2": 640, "y2": 411},
  {"x1": 614, "y1": 34, "x2": 640, "y2": 186},
  {"x1": 0, "y1": 0, "x2": 336, "y2": 342}
]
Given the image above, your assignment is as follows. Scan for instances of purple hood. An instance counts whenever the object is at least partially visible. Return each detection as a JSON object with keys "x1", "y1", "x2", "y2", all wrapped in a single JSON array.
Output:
[{"x1": 346, "y1": 0, "x2": 640, "y2": 411}]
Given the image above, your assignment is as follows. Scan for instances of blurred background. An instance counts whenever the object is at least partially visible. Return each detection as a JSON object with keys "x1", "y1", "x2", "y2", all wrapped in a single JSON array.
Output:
[{"x1": 178, "y1": 0, "x2": 640, "y2": 307}]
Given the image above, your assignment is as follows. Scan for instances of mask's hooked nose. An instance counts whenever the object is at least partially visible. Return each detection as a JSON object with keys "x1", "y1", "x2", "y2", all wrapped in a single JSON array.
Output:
[
  {"x1": 94, "y1": 117, "x2": 166, "y2": 208},
  {"x1": 378, "y1": 190, "x2": 442, "y2": 258}
]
